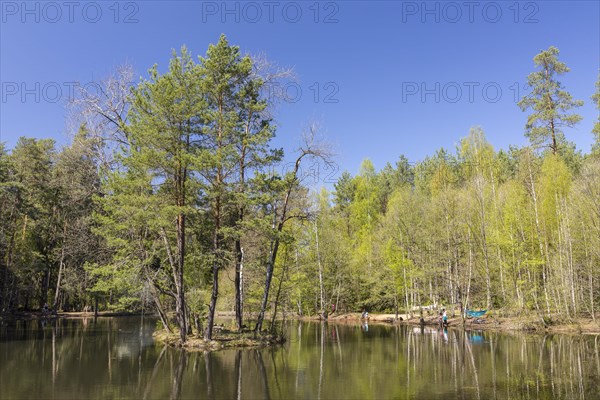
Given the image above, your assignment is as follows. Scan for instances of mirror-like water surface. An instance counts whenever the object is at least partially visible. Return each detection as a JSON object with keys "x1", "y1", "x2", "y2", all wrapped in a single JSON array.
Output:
[{"x1": 1, "y1": 317, "x2": 599, "y2": 399}]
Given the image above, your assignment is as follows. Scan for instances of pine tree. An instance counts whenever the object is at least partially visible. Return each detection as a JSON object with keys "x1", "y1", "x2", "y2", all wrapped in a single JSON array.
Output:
[
  {"x1": 198, "y1": 35, "x2": 282, "y2": 338},
  {"x1": 518, "y1": 46, "x2": 583, "y2": 154},
  {"x1": 119, "y1": 47, "x2": 205, "y2": 342}
]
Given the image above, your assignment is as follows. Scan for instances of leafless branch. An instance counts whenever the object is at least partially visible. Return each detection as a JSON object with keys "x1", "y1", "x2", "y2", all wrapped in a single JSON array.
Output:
[
  {"x1": 67, "y1": 64, "x2": 136, "y2": 169},
  {"x1": 250, "y1": 52, "x2": 297, "y2": 117}
]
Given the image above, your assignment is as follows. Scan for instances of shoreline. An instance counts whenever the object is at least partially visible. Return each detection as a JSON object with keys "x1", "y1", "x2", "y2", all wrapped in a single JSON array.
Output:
[
  {"x1": 312, "y1": 312, "x2": 600, "y2": 334},
  {"x1": 4, "y1": 310, "x2": 599, "y2": 335},
  {"x1": 0, "y1": 311, "x2": 142, "y2": 320}
]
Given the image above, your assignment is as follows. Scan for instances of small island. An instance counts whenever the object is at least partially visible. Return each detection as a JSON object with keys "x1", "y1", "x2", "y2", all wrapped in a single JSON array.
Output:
[{"x1": 153, "y1": 328, "x2": 286, "y2": 351}]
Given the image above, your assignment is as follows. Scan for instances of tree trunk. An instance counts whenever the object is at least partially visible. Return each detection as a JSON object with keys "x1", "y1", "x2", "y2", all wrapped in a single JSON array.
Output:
[
  {"x1": 205, "y1": 233, "x2": 220, "y2": 340},
  {"x1": 255, "y1": 242, "x2": 278, "y2": 333},
  {"x1": 465, "y1": 230, "x2": 473, "y2": 318},
  {"x1": 176, "y1": 214, "x2": 187, "y2": 342},
  {"x1": 255, "y1": 153, "x2": 306, "y2": 333},
  {"x1": 53, "y1": 222, "x2": 68, "y2": 311},
  {"x1": 270, "y1": 251, "x2": 289, "y2": 332},
  {"x1": 315, "y1": 219, "x2": 325, "y2": 314},
  {"x1": 53, "y1": 251, "x2": 65, "y2": 310},
  {"x1": 235, "y1": 240, "x2": 244, "y2": 331},
  {"x1": 161, "y1": 224, "x2": 186, "y2": 342},
  {"x1": 205, "y1": 184, "x2": 223, "y2": 340},
  {"x1": 476, "y1": 176, "x2": 492, "y2": 310},
  {"x1": 526, "y1": 151, "x2": 548, "y2": 318}
]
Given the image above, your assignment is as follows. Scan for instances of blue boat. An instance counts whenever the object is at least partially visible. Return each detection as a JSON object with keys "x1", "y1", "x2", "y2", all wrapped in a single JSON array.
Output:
[{"x1": 466, "y1": 309, "x2": 487, "y2": 318}]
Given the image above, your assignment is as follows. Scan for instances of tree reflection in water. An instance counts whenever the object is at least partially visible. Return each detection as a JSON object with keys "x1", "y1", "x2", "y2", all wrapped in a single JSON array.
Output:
[
  {"x1": 1, "y1": 317, "x2": 599, "y2": 399},
  {"x1": 170, "y1": 350, "x2": 186, "y2": 400}
]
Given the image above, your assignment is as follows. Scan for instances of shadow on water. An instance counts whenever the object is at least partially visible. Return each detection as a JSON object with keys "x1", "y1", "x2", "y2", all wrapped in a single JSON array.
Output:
[{"x1": 1, "y1": 317, "x2": 599, "y2": 399}]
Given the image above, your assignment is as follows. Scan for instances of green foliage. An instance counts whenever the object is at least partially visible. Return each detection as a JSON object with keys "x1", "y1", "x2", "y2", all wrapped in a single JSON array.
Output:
[
  {"x1": 282, "y1": 125, "x2": 599, "y2": 318},
  {"x1": 2, "y1": 41, "x2": 597, "y2": 325},
  {"x1": 518, "y1": 46, "x2": 583, "y2": 154}
]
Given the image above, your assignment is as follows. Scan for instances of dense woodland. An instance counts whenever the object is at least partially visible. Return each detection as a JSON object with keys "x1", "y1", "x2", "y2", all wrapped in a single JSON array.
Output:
[{"x1": 1, "y1": 37, "x2": 599, "y2": 342}]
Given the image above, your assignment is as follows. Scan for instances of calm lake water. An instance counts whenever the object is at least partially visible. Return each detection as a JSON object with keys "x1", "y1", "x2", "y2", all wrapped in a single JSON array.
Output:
[{"x1": 1, "y1": 317, "x2": 599, "y2": 399}]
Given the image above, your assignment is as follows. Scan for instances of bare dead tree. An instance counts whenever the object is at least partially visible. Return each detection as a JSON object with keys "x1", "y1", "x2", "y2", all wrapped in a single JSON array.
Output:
[
  {"x1": 67, "y1": 64, "x2": 135, "y2": 170},
  {"x1": 228, "y1": 53, "x2": 296, "y2": 332},
  {"x1": 254, "y1": 122, "x2": 334, "y2": 333},
  {"x1": 67, "y1": 64, "x2": 185, "y2": 331},
  {"x1": 250, "y1": 52, "x2": 297, "y2": 118}
]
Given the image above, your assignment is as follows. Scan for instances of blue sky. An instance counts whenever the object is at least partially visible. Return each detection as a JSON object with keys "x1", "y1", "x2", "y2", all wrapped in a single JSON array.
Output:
[{"x1": 1, "y1": 1, "x2": 599, "y2": 179}]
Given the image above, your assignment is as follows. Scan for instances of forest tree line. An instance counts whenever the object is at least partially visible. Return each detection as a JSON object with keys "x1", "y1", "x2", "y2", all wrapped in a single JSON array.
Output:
[{"x1": 1, "y1": 39, "x2": 599, "y2": 342}]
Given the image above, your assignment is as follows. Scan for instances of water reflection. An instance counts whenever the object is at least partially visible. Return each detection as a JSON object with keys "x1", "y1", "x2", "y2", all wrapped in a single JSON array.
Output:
[{"x1": 1, "y1": 317, "x2": 599, "y2": 399}]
